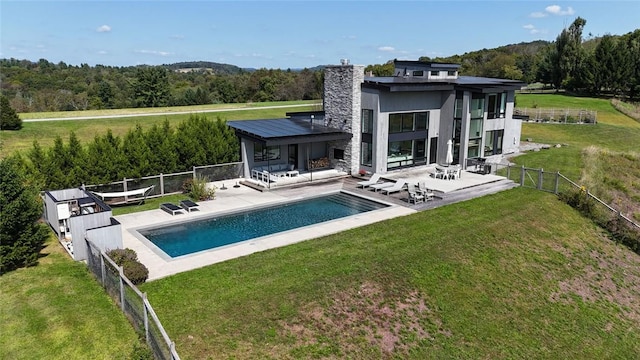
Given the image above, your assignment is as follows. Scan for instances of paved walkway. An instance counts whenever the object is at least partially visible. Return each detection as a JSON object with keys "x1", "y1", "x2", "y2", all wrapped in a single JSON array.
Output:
[{"x1": 117, "y1": 170, "x2": 516, "y2": 281}]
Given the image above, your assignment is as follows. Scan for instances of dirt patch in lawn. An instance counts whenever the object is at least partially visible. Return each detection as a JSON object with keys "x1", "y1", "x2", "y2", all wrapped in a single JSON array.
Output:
[{"x1": 279, "y1": 281, "x2": 449, "y2": 357}]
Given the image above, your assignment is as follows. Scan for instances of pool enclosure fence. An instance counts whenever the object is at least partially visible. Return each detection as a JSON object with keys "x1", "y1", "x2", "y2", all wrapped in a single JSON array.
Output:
[
  {"x1": 514, "y1": 107, "x2": 597, "y2": 124},
  {"x1": 85, "y1": 239, "x2": 181, "y2": 360},
  {"x1": 85, "y1": 162, "x2": 243, "y2": 199}
]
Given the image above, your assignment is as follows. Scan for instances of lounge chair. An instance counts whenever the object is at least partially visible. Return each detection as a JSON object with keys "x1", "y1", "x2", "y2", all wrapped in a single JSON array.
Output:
[
  {"x1": 407, "y1": 184, "x2": 425, "y2": 204},
  {"x1": 381, "y1": 179, "x2": 408, "y2": 195},
  {"x1": 356, "y1": 173, "x2": 382, "y2": 188},
  {"x1": 369, "y1": 181, "x2": 395, "y2": 192},
  {"x1": 179, "y1": 199, "x2": 199, "y2": 212},
  {"x1": 160, "y1": 203, "x2": 183, "y2": 215}
]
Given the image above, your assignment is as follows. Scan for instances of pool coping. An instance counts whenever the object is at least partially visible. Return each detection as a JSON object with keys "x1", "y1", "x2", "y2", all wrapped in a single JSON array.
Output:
[{"x1": 117, "y1": 184, "x2": 414, "y2": 280}]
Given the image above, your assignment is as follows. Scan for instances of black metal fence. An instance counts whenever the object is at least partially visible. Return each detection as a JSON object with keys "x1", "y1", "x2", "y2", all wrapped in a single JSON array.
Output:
[
  {"x1": 494, "y1": 163, "x2": 640, "y2": 230},
  {"x1": 85, "y1": 240, "x2": 180, "y2": 360}
]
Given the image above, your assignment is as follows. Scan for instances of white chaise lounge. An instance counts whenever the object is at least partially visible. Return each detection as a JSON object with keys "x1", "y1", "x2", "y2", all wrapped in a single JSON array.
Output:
[{"x1": 356, "y1": 173, "x2": 382, "y2": 188}]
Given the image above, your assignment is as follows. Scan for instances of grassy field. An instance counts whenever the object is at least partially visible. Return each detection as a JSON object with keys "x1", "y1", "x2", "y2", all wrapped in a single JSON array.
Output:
[
  {"x1": 6, "y1": 94, "x2": 640, "y2": 358},
  {"x1": 0, "y1": 101, "x2": 320, "y2": 157},
  {"x1": 511, "y1": 94, "x2": 640, "y2": 180},
  {"x1": 140, "y1": 188, "x2": 640, "y2": 359},
  {"x1": 0, "y1": 235, "x2": 140, "y2": 359}
]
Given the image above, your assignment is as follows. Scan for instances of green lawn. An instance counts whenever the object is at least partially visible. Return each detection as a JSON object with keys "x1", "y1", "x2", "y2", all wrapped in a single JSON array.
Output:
[
  {"x1": 141, "y1": 188, "x2": 640, "y2": 359},
  {"x1": 0, "y1": 235, "x2": 140, "y2": 359},
  {"x1": 0, "y1": 102, "x2": 319, "y2": 158},
  {"x1": 512, "y1": 94, "x2": 640, "y2": 180}
]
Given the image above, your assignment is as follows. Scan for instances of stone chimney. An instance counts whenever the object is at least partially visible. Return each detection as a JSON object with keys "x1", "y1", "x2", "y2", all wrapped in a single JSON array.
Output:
[{"x1": 323, "y1": 62, "x2": 365, "y2": 175}]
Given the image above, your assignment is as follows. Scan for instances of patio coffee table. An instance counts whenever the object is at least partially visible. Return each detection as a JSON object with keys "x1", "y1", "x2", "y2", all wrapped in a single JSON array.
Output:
[{"x1": 286, "y1": 170, "x2": 299, "y2": 177}]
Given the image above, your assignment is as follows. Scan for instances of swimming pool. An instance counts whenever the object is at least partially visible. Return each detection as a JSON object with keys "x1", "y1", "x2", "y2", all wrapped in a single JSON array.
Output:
[{"x1": 138, "y1": 192, "x2": 389, "y2": 258}]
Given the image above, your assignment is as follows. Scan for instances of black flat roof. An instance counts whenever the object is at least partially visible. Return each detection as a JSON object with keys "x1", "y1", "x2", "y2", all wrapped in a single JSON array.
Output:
[
  {"x1": 363, "y1": 75, "x2": 525, "y2": 93},
  {"x1": 227, "y1": 118, "x2": 352, "y2": 146}
]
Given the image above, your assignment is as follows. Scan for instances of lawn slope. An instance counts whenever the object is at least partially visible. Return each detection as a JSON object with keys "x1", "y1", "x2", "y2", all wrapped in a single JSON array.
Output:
[
  {"x1": 0, "y1": 236, "x2": 139, "y2": 359},
  {"x1": 141, "y1": 188, "x2": 640, "y2": 359}
]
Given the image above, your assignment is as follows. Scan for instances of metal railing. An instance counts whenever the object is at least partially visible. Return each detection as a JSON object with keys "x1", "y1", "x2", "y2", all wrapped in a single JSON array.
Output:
[
  {"x1": 514, "y1": 108, "x2": 597, "y2": 124},
  {"x1": 85, "y1": 240, "x2": 180, "y2": 360},
  {"x1": 85, "y1": 162, "x2": 244, "y2": 198},
  {"x1": 492, "y1": 163, "x2": 640, "y2": 231}
]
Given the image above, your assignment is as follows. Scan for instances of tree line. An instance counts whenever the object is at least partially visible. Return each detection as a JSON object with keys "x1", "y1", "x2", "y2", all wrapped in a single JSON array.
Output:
[
  {"x1": 22, "y1": 114, "x2": 239, "y2": 190},
  {"x1": 0, "y1": 59, "x2": 323, "y2": 112}
]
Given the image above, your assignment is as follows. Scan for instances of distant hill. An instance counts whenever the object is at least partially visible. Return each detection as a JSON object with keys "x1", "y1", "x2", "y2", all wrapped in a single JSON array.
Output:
[{"x1": 161, "y1": 61, "x2": 246, "y2": 75}]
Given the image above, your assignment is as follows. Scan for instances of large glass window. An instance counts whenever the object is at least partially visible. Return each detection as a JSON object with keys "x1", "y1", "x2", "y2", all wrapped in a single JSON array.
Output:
[
  {"x1": 469, "y1": 119, "x2": 483, "y2": 139},
  {"x1": 484, "y1": 130, "x2": 504, "y2": 156},
  {"x1": 362, "y1": 109, "x2": 373, "y2": 134},
  {"x1": 470, "y1": 93, "x2": 485, "y2": 119},
  {"x1": 487, "y1": 93, "x2": 506, "y2": 119},
  {"x1": 254, "y1": 143, "x2": 280, "y2": 161},
  {"x1": 415, "y1": 112, "x2": 429, "y2": 130},
  {"x1": 387, "y1": 140, "x2": 413, "y2": 168},
  {"x1": 361, "y1": 141, "x2": 372, "y2": 166},
  {"x1": 389, "y1": 112, "x2": 429, "y2": 133}
]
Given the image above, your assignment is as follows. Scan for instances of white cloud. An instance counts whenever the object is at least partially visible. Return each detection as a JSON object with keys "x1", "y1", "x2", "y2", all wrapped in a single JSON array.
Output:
[
  {"x1": 530, "y1": 11, "x2": 547, "y2": 18},
  {"x1": 96, "y1": 25, "x2": 112, "y2": 33},
  {"x1": 545, "y1": 5, "x2": 575, "y2": 16},
  {"x1": 378, "y1": 46, "x2": 395, "y2": 52},
  {"x1": 170, "y1": 35, "x2": 185, "y2": 40},
  {"x1": 98, "y1": 50, "x2": 108, "y2": 55},
  {"x1": 135, "y1": 49, "x2": 173, "y2": 56}
]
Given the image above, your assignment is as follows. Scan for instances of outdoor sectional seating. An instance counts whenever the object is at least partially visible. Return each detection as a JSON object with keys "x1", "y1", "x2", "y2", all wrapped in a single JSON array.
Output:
[{"x1": 251, "y1": 163, "x2": 295, "y2": 182}]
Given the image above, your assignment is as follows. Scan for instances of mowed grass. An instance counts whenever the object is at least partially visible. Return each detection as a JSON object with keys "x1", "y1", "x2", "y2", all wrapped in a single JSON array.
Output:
[
  {"x1": 512, "y1": 94, "x2": 640, "y2": 180},
  {"x1": 0, "y1": 102, "x2": 320, "y2": 158},
  {"x1": 140, "y1": 188, "x2": 640, "y2": 359},
  {"x1": 0, "y1": 235, "x2": 139, "y2": 359}
]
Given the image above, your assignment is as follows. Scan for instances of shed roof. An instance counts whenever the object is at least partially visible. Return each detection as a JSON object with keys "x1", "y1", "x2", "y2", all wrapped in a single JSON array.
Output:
[{"x1": 227, "y1": 118, "x2": 352, "y2": 146}]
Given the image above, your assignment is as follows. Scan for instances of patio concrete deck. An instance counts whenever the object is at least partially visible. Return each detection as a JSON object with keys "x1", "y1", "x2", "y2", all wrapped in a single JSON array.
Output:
[{"x1": 117, "y1": 167, "x2": 516, "y2": 281}]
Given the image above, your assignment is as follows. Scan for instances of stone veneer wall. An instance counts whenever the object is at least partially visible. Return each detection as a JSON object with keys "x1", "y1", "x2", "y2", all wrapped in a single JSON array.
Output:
[{"x1": 323, "y1": 64, "x2": 365, "y2": 175}]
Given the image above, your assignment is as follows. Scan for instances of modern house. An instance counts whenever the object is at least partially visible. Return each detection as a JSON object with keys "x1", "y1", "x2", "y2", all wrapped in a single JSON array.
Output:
[
  {"x1": 228, "y1": 59, "x2": 525, "y2": 184},
  {"x1": 43, "y1": 188, "x2": 123, "y2": 261}
]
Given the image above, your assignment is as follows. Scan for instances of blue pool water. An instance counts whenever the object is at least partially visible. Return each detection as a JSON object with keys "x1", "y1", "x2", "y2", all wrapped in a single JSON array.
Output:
[{"x1": 139, "y1": 192, "x2": 388, "y2": 258}]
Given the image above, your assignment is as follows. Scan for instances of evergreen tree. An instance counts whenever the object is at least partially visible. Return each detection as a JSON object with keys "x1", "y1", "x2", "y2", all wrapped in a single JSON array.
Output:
[
  {"x1": 122, "y1": 124, "x2": 151, "y2": 178},
  {"x1": 0, "y1": 156, "x2": 50, "y2": 273},
  {"x1": 0, "y1": 94, "x2": 22, "y2": 130},
  {"x1": 133, "y1": 67, "x2": 171, "y2": 107},
  {"x1": 145, "y1": 120, "x2": 178, "y2": 174}
]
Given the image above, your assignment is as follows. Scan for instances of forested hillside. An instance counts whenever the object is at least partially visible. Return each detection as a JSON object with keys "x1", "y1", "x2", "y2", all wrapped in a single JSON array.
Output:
[{"x1": 2, "y1": 17, "x2": 639, "y2": 113}]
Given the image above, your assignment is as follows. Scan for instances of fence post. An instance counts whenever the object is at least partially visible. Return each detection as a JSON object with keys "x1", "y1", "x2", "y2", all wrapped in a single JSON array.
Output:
[
  {"x1": 160, "y1": 173, "x2": 165, "y2": 195},
  {"x1": 100, "y1": 253, "x2": 106, "y2": 287},
  {"x1": 123, "y1": 178, "x2": 128, "y2": 203},
  {"x1": 507, "y1": 164, "x2": 511, "y2": 180},
  {"x1": 193, "y1": 166, "x2": 197, "y2": 180},
  {"x1": 170, "y1": 342, "x2": 176, "y2": 359},
  {"x1": 143, "y1": 293, "x2": 150, "y2": 344},
  {"x1": 538, "y1": 168, "x2": 543, "y2": 190},
  {"x1": 520, "y1": 165, "x2": 525, "y2": 186},
  {"x1": 554, "y1": 171, "x2": 560, "y2": 194},
  {"x1": 119, "y1": 266, "x2": 125, "y2": 312}
]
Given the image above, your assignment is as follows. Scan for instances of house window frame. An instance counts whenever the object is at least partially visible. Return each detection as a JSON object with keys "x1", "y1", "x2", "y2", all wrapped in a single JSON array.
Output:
[{"x1": 254, "y1": 143, "x2": 281, "y2": 162}]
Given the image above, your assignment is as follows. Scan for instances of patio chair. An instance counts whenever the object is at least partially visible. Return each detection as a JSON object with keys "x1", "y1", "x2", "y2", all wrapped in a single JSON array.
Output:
[
  {"x1": 407, "y1": 184, "x2": 424, "y2": 204},
  {"x1": 160, "y1": 203, "x2": 183, "y2": 216},
  {"x1": 179, "y1": 199, "x2": 199, "y2": 212},
  {"x1": 381, "y1": 179, "x2": 408, "y2": 195},
  {"x1": 356, "y1": 173, "x2": 382, "y2": 188},
  {"x1": 418, "y1": 182, "x2": 435, "y2": 201}
]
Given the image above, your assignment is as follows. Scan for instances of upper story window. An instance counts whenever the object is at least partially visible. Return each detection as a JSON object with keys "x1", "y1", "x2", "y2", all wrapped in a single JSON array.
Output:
[
  {"x1": 470, "y1": 93, "x2": 485, "y2": 119},
  {"x1": 447, "y1": 70, "x2": 456, "y2": 76},
  {"x1": 412, "y1": 70, "x2": 424, "y2": 76},
  {"x1": 430, "y1": 70, "x2": 439, "y2": 76},
  {"x1": 389, "y1": 112, "x2": 429, "y2": 134},
  {"x1": 362, "y1": 109, "x2": 373, "y2": 134},
  {"x1": 487, "y1": 93, "x2": 506, "y2": 119}
]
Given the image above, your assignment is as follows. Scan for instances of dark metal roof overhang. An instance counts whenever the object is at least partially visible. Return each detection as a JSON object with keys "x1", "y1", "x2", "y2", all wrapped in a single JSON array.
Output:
[
  {"x1": 455, "y1": 76, "x2": 526, "y2": 93},
  {"x1": 227, "y1": 118, "x2": 352, "y2": 146},
  {"x1": 363, "y1": 80, "x2": 455, "y2": 93}
]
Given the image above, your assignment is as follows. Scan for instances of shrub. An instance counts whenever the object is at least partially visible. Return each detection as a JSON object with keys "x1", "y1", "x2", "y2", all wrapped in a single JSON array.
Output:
[
  {"x1": 106, "y1": 248, "x2": 149, "y2": 285},
  {"x1": 107, "y1": 248, "x2": 138, "y2": 264},
  {"x1": 129, "y1": 339, "x2": 154, "y2": 360},
  {"x1": 183, "y1": 176, "x2": 216, "y2": 201},
  {"x1": 122, "y1": 260, "x2": 149, "y2": 285}
]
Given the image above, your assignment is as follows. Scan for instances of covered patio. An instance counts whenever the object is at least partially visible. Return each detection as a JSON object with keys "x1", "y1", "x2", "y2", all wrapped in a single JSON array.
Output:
[{"x1": 228, "y1": 118, "x2": 353, "y2": 189}]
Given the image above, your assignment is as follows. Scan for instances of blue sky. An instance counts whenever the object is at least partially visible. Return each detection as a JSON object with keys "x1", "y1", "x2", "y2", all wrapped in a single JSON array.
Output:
[{"x1": 1, "y1": 1, "x2": 638, "y2": 69}]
